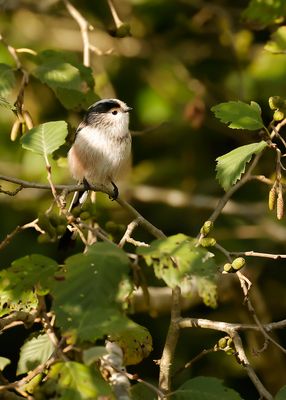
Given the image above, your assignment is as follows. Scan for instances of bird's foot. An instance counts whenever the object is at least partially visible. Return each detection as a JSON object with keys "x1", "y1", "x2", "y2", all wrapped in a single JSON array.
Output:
[{"x1": 109, "y1": 181, "x2": 119, "y2": 200}]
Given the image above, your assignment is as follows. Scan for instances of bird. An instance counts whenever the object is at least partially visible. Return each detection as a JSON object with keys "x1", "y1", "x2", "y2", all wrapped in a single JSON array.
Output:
[
  {"x1": 68, "y1": 98, "x2": 132, "y2": 202},
  {"x1": 59, "y1": 98, "x2": 132, "y2": 248}
]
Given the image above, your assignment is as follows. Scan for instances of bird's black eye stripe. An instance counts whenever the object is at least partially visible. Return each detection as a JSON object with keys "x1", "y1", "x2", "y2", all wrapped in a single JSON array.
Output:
[
  {"x1": 112, "y1": 110, "x2": 118, "y2": 115},
  {"x1": 88, "y1": 100, "x2": 120, "y2": 114}
]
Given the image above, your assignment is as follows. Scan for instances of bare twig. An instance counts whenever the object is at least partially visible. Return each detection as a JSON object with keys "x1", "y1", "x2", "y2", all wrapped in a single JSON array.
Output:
[
  {"x1": 236, "y1": 271, "x2": 286, "y2": 355},
  {"x1": 0, "y1": 219, "x2": 43, "y2": 251},
  {"x1": 231, "y1": 332, "x2": 273, "y2": 400},
  {"x1": 0, "y1": 355, "x2": 57, "y2": 393},
  {"x1": 118, "y1": 218, "x2": 148, "y2": 247},
  {"x1": 0, "y1": 311, "x2": 38, "y2": 332},
  {"x1": 159, "y1": 286, "x2": 181, "y2": 393},
  {"x1": 173, "y1": 348, "x2": 214, "y2": 378},
  {"x1": 63, "y1": 0, "x2": 91, "y2": 67},
  {"x1": 107, "y1": 0, "x2": 124, "y2": 29},
  {"x1": 230, "y1": 250, "x2": 286, "y2": 260}
]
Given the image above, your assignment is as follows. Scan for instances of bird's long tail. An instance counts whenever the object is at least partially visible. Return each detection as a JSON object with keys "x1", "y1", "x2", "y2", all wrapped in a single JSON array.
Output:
[{"x1": 58, "y1": 181, "x2": 90, "y2": 250}]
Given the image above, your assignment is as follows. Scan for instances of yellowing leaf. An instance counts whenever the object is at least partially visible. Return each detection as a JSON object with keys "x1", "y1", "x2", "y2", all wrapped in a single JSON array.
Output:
[{"x1": 138, "y1": 234, "x2": 218, "y2": 308}]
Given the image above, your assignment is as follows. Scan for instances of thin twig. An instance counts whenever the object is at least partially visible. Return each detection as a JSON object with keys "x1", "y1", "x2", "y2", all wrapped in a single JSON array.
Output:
[
  {"x1": 173, "y1": 348, "x2": 214, "y2": 378},
  {"x1": 230, "y1": 250, "x2": 286, "y2": 260},
  {"x1": 107, "y1": 0, "x2": 124, "y2": 28},
  {"x1": 118, "y1": 218, "x2": 147, "y2": 247},
  {"x1": 0, "y1": 219, "x2": 43, "y2": 251},
  {"x1": 231, "y1": 332, "x2": 273, "y2": 400},
  {"x1": 63, "y1": 0, "x2": 91, "y2": 67},
  {"x1": 177, "y1": 317, "x2": 286, "y2": 333},
  {"x1": 236, "y1": 271, "x2": 286, "y2": 355},
  {"x1": 0, "y1": 311, "x2": 38, "y2": 332}
]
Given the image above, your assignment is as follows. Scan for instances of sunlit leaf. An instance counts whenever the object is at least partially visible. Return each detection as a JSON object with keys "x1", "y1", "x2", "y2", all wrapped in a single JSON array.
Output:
[
  {"x1": 17, "y1": 333, "x2": 55, "y2": 375},
  {"x1": 172, "y1": 377, "x2": 243, "y2": 399},
  {"x1": 0, "y1": 357, "x2": 11, "y2": 371},
  {"x1": 52, "y1": 242, "x2": 143, "y2": 343},
  {"x1": 211, "y1": 101, "x2": 264, "y2": 130},
  {"x1": 243, "y1": 0, "x2": 286, "y2": 26},
  {"x1": 0, "y1": 63, "x2": 16, "y2": 96},
  {"x1": 265, "y1": 26, "x2": 286, "y2": 54},
  {"x1": 21, "y1": 121, "x2": 68, "y2": 158},
  {"x1": 109, "y1": 323, "x2": 153, "y2": 365},
  {"x1": 32, "y1": 50, "x2": 98, "y2": 109},
  {"x1": 137, "y1": 234, "x2": 218, "y2": 308},
  {"x1": 0, "y1": 254, "x2": 58, "y2": 317},
  {"x1": 216, "y1": 141, "x2": 267, "y2": 191},
  {"x1": 35, "y1": 361, "x2": 113, "y2": 400}
]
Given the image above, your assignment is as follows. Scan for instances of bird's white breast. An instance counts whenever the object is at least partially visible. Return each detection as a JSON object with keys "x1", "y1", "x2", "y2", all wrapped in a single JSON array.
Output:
[{"x1": 68, "y1": 123, "x2": 131, "y2": 185}]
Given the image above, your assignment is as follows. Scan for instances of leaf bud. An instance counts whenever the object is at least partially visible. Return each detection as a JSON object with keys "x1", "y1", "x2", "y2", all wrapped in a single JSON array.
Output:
[
  {"x1": 200, "y1": 220, "x2": 214, "y2": 236},
  {"x1": 269, "y1": 96, "x2": 285, "y2": 110},
  {"x1": 38, "y1": 213, "x2": 56, "y2": 238},
  {"x1": 218, "y1": 337, "x2": 227, "y2": 349},
  {"x1": 231, "y1": 257, "x2": 246, "y2": 271},
  {"x1": 273, "y1": 109, "x2": 284, "y2": 121},
  {"x1": 37, "y1": 233, "x2": 52, "y2": 244},
  {"x1": 114, "y1": 23, "x2": 131, "y2": 38},
  {"x1": 200, "y1": 237, "x2": 216, "y2": 247},
  {"x1": 79, "y1": 211, "x2": 90, "y2": 221},
  {"x1": 223, "y1": 263, "x2": 233, "y2": 273},
  {"x1": 71, "y1": 205, "x2": 81, "y2": 218}
]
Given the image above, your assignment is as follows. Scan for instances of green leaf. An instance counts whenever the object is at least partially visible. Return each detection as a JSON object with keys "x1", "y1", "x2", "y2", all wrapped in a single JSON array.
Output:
[
  {"x1": 0, "y1": 254, "x2": 58, "y2": 317},
  {"x1": 52, "y1": 242, "x2": 148, "y2": 344},
  {"x1": 275, "y1": 386, "x2": 286, "y2": 400},
  {"x1": 265, "y1": 26, "x2": 286, "y2": 54},
  {"x1": 243, "y1": 0, "x2": 286, "y2": 27},
  {"x1": 82, "y1": 347, "x2": 108, "y2": 366},
  {"x1": 0, "y1": 95, "x2": 16, "y2": 111},
  {"x1": 21, "y1": 121, "x2": 68, "y2": 158},
  {"x1": 0, "y1": 63, "x2": 16, "y2": 96},
  {"x1": 130, "y1": 383, "x2": 157, "y2": 400},
  {"x1": 17, "y1": 333, "x2": 55, "y2": 375},
  {"x1": 35, "y1": 361, "x2": 113, "y2": 400},
  {"x1": 216, "y1": 141, "x2": 267, "y2": 191},
  {"x1": 137, "y1": 234, "x2": 218, "y2": 308},
  {"x1": 0, "y1": 357, "x2": 11, "y2": 371},
  {"x1": 211, "y1": 101, "x2": 264, "y2": 130},
  {"x1": 32, "y1": 50, "x2": 98, "y2": 109},
  {"x1": 172, "y1": 377, "x2": 243, "y2": 400}
]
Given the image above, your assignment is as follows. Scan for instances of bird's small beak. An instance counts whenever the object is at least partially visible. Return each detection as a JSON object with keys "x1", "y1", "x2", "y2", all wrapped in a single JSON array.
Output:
[{"x1": 124, "y1": 106, "x2": 133, "y2": 113}]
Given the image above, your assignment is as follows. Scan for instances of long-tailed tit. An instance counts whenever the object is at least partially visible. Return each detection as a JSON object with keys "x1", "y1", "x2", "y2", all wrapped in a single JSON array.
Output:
[
  {"x1": 59, "y1": 98, "x2": 132, "y2": 249},
  {"x1": 68, "y1": 98, "x2": 132, "y2": 205}
]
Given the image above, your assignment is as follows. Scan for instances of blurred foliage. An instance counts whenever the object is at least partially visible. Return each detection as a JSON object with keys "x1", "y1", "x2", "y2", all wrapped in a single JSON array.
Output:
[{"x1": 1, "y1": 0, "x2": 286, "y2": 399}]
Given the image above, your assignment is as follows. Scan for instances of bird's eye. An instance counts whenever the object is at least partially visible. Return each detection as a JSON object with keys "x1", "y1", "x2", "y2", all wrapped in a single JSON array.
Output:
[{"x1": 112, "y1": 110, "x2": 118, "y2": 115}]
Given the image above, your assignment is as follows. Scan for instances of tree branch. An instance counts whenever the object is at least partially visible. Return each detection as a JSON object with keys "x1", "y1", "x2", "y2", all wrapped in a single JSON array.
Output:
[
  {"x1": 63, "y1": 0, "x2": 91, "y2": 67},
  {"x1": 159, "y1": 286, "x2": 181, "y2": 393}
]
